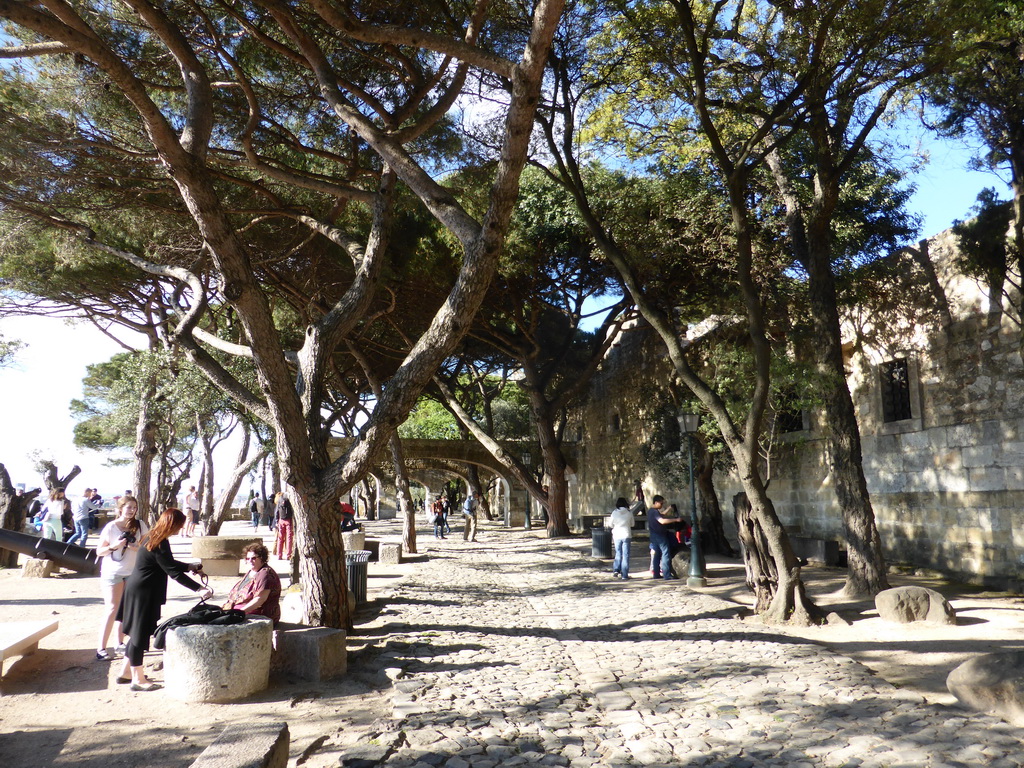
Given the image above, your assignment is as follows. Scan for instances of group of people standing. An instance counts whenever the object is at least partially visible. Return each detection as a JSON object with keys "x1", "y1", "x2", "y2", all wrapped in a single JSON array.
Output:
[
  {"x1": 86, "y1": 491, "x2": 283, "y2": 692},
  {"x1": 429, "y1": 491, "x2": 481, "y2": 541},
  {"x1": 609, "y1": 492, "x2": 692, "y2": 581}
]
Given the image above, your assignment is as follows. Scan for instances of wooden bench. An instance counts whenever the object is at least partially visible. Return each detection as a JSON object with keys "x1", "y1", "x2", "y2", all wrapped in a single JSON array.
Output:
[{"x1": 0, "y1": 619, "x2": 59, "y2": 666}]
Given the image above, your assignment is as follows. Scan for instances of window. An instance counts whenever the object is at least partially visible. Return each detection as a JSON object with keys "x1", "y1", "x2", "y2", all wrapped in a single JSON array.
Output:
[
  {"x1": 776, "y1": 408, "x2": 806, "y2": 433},
  {"x1": 880, "y1": 358, "x2": 913, "y2": 422}
]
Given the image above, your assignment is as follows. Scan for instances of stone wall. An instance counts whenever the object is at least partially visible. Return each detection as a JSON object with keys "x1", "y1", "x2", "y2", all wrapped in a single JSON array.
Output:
[{"x1": 571, "y1": 229, "x2": 1024, "y2": 591}]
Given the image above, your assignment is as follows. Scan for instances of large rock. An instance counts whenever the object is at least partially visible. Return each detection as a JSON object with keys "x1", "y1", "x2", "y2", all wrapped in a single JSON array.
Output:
[
  {"x1": 947, "y1": 652, "x2": 1024, "y2": 726},
  {"x1": 165, "y1": 617, "x2": 273, "y2": 702},
  {"x1": 875, "y1": 586, "x2": 956, "y2": 625}
]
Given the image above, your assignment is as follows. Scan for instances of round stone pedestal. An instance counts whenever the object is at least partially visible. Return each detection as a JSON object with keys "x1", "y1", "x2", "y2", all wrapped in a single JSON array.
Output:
[{"x1": 164, "y1": 617, "x2": 273, "y2": 702}]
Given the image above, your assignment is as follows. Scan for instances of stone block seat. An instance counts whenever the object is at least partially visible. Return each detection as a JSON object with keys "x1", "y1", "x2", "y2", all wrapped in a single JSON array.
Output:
[
  {"x1": 164, "y1": 616, "x2": 273, "y2": 702},
  {"x1": 272, "y1": 622, "x2": 347, "y2": 682},
  {"x1": 378, "y1": 542, "x2": 402, "y2": 564},
  {"x1": 189, "y1": 722, "x2": 289, "y2": 768},
  {"x1": 0, "y1": 619, "x2": 59, "y2": 669}
]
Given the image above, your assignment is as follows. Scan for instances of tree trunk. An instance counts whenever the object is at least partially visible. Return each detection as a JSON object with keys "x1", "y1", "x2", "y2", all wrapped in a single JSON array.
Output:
[
  {"x1": 361, "y1": 478, "x2": 378, "y2": 521},
  {"x1": 733, "y1": 491, "x2": 820, "y2": 624},
  {"x1": 467, "y1": 465, "x2": 493, "y2": 521},
  {"x1": 39, "y1": 460, "x2": 82, "y2": 492},
  {"x1": 0, "y1": 464, "x2": 41, "y2": 568},
  {"x1": 804, "y1": 235, "x2": 889, "y2": 598},
  {"x1": 389, "y1": 434, "x2": 417, "y2": 556},
  {"x1": 290, "y1": 484, "x2": 351, "y2": 630},
  {"x1": 132, "y1": 380, "x2": 158, "y2": 524},
  {"x1": 697, "y1": 446, "x2": 734, "y2": 557}
]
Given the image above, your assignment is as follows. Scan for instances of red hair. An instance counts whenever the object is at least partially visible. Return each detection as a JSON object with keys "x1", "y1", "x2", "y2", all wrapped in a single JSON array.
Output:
[{"x1": 146, "y1": 507, "x2": 186, "y2": 551}]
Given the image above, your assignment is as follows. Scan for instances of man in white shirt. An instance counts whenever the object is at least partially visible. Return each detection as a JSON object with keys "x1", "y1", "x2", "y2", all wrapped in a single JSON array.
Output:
[{"x1": 609, "y1": 497, "x2": 635, "y2": 579}]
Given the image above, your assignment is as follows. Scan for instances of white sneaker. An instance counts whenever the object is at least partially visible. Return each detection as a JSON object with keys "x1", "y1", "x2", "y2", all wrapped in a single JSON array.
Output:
[{"x1": 115, "y1": 642, "x2": 127, "y2": 656}]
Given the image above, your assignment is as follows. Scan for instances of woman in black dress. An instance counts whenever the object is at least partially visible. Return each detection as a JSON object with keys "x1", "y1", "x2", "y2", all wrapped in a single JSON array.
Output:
[{"x1": 115, "y1": 507, "x2": 213, "y2": 691}]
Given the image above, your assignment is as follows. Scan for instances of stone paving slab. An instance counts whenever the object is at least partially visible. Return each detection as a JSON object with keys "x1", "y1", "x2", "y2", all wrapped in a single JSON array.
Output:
[{"x1": 350, "y1": 525, "x2": 1023, "y2": 768}]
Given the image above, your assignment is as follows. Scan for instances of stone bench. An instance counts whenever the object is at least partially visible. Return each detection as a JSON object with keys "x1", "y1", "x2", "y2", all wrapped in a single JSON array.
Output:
[
  {"x1": 0, "y1": 619, "x2": 59, "y2": 667},
  {"x1": 164, "y1": 617, "x2": 273, "y2": 702},
  {"x1": 191, "y1": 535, "x2": 261, "y2": 577},
  {"x1": 271, "y1": 622, "x2": 347, "y2": 682},
  {"x1": 190, "y1": 722, "x2": 289, "y2": 768}
]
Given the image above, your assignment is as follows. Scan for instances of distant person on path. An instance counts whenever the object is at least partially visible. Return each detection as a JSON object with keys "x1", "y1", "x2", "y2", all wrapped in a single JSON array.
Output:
[
  {"x1": 115, "y1": 508, "x2": 212, "y2": 691},
  {"x1": 273, "y1": 492, "x2": 294, "y2": 560},
  {"x1": 432, "y1": 504, "x2": 446, "y2": 539},
  {"x1": 647, "y1": 495, "x2": 677, "y2": 581},
  {"x1": 631, "y1": 479, "x2": 646, "y2": 513},
  {"x1": 249, "y1": 492, "x2": 263, "y2": 530},
  {"x1": 223, "y1": 543, "x2": 282, "y2": 625},
  {"x1": 40, "y1": 487, "x2": 66, "y2": 541},
  {"x1": 88, "y1": 489, "x2": 104, "y2": 530},
  {"x1": 609, "y1": 497, "x2": 635, "y2": 579},
  {"x1": 463, "y1": 491, "x2": 480, "y2": 542},
  {"x1": 68, "y1": 487, "x2": 102, "y2": 547},
  {"x1": 95, "y1": 495, "x2": 147, "y2": 661},
  {"x1": 184, "y1": 486, "x2": 201, "y2": 537}
]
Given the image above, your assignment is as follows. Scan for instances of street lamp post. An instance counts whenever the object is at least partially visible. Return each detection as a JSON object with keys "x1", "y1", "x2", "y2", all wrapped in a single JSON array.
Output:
[
  {"x1": 521, "y1": 451, "x2": 532, "y2": 531},
  {"x1": 679, "y1": 413, "x2": 706, "y2": 587}
]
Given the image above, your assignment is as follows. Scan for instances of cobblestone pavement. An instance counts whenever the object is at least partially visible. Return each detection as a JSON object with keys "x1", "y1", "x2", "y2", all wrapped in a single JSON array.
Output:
[{"x1": 344, "y1": 523, "x2": 1022, "y2": 768}]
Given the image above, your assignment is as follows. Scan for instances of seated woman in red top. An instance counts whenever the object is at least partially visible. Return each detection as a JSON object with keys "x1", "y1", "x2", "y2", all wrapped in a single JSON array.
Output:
[{"x1": 222, "y1": 542, "x2": 282, "y2": 625}]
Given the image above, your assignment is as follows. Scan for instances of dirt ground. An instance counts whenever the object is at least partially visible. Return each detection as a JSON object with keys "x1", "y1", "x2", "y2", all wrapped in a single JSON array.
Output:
[
  {"x1": 3, "y1": 526, "x2": 1024, "y2": 768},
  {"x1": 700, "y1": 556, "x2": 1024, "y2": 705}
]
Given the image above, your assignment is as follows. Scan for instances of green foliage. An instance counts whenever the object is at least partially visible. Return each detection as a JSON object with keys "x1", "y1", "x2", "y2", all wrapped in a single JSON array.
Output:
[
  {"x1": 952, "y1": 189, "x2": 1014, "y2": 283},
  {"x1": 0, "y1": 333, "x2": 23, "y2": 368},
  {"x1": 398, "y1": 398, "x2": 461, "y2": 440}
]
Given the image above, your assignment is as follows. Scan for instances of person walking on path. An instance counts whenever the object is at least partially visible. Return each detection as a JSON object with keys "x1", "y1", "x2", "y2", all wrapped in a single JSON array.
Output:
[
  {"x1": 40, "y1": 487, "x2": 66, "y2": 541},
  {"x1": 273, "y1": 492, "x2": 295, "y2": 560},
  {"x1": 462, "y1": 491, "x2": 480, "y2": 542},
  {"x1": 432, "y1": 504, "x2": 447, "y2": 539},
  {"x1": 249, "y1": 492, "x2": 263, "y2": 530},
  {"x1": 609, "y1": 497, "x2": 635, "y2": 579},
  {"x1": 68, "y1": 487, "x2": 102, "y2": 547},
  {"x1": 94, "y1": 495, "x2": 147, "y2": 660},
  {"x1": 184, "y1": 486, "x2": 201, "y2": 537},
  {"x1": 115, "y1": 508, "x2": 212, "y2": 691}
]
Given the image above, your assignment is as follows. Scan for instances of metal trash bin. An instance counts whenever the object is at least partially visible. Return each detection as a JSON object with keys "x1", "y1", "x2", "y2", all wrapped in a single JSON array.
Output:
[
  {"x1": 345, "y1": 549, "x2": 371, "y2": 604},
  {"x1": 591, "y1": 526, "x2": 612, "y2": 559}
]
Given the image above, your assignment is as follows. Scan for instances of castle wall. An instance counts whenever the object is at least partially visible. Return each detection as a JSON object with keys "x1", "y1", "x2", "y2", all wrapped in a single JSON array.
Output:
[{"x1": 571, "y1": 231, "x2": 1024, "y2": 591}]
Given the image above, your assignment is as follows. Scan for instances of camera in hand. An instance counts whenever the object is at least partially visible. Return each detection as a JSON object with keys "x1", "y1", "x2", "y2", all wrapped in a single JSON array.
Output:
[{"x1": 118, "y1": 530, "x2": 137, "y2": 545}]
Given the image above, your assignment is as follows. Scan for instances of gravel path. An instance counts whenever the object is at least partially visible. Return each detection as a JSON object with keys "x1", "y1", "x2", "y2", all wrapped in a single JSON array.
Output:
[{"x1": 341, "y1": 526, "x2": 1022, "y2": 768}]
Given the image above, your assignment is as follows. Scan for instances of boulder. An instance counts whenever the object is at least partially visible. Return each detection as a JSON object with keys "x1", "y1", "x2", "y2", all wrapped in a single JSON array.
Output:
[
  {"x1": 947, "y1": 651, "x2": 1024, "y2": 726},
  {"x1": 875, "y1": 586, "x2": 956, "y2": 625}
]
